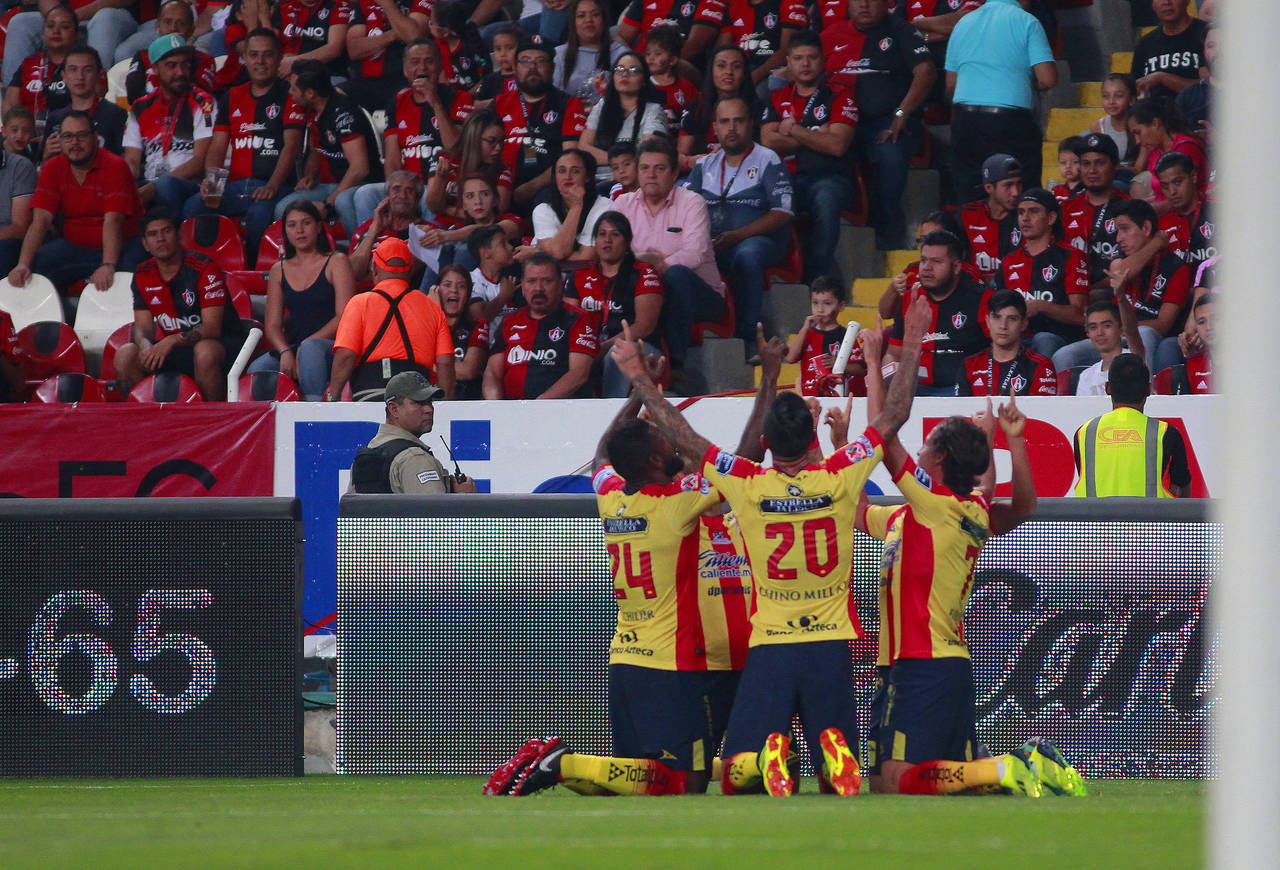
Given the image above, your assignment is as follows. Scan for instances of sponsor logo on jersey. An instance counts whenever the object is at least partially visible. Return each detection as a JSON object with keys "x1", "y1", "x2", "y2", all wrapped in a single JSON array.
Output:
[
  {"x1": 603, "y1": 516, "x2": 648, "y2": 534},
  {"x1": 913, "y1": 465, "x2": 932, "y2": 488},
  {"x1": 972, "y1": 233, "x2": 985, "y2": 244},
  {"x1": 507, "y1": 345, "x2": 558, "y2": 364},
  {"x1": 759, "y1": 494, "x2": 835, "y2": 514},
  {"x1": 960, "y1": 515, "x2": 989, "y2": 543},
  {"x1": 845, "y1": 434, "x2": 874, "y2": 462},
  {"x1": 714, "y1": 450, "x2": 736, "y2": 475}
]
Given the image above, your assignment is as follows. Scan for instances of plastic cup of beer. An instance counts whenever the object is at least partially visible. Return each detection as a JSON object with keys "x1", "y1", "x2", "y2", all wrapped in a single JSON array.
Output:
[{"x1": 203, "y1": 167, "x2": 229, "y2": 208}]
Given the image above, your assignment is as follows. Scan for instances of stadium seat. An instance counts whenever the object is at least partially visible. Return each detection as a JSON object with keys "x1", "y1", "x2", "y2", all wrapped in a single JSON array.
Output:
[
  {"x1": 764, "y1": 228, "x2": 803, "y2": 286},
  {"x1": 1153, "y1": 365, "x2": 1192, "y2": 395},
  {"x1": 0, "y1": 272, "x2": 64, "y2": 330},
  {"x1": 14, "y1": 321, "x2": 86, "y2": 381},
  {"x1": 690, "y1": 285, "x2": 737, "y2": 346},
  {"x1": 128, "y1": 372, "x2": 204, "y2": 403},
  {"x1": 31, "y1": 373, "x2": 109, "y2": 404},
  {"x1": 181, "y1": 214, "x2": 246, "y2": 273},
  {"x1": 105, "y1": 58, "x2": 131, "y2": 108},
  {"x1": 236, "y1": 370, "x2": 301, "y2": 402},
  {"x1": 1057, "y1": 365, "x2": 1089, "y2": 396},
  {"x1": 0, "y1": 7, "x2": 18, "y2": 44},
  {"x1": 257, "y1": 220, "x2": 338, "y2": 270},
  {"x1": 226, "y1": 275, "x2": 254, "y2": 320},
  {"x1": 73, "y1": 271, "x2": 134, "y2": 372}
]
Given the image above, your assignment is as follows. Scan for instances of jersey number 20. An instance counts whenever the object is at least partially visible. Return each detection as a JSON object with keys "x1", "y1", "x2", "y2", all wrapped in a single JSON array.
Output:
[{"x1": 764, "y1": 518, "x2": 839, "y2": 580}]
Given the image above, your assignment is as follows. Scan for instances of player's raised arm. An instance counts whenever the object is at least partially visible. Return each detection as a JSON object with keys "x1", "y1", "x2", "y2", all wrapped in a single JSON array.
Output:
[
  {"x1": 736, "y1": 323, "x2": 785, "y2": 462},
  {"x1": 593, "y1": 349, "x2": 665, "y2": 472},
  {"x1": 971, "y1": 396, "x2": 997, "y2": 500},
  {"x1": 870, "y1": 293, "x2": 931, "y2": 443},
  {"x1": 611, "y1": 322, "x2": 713, "y2": 463},
  {"x1": 990, "y1": 389, "x2": 1037, "y2": 533}
]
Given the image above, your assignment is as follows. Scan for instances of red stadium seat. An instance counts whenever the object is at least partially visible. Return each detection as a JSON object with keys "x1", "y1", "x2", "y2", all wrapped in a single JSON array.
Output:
[
  {"x1": 690, "y1": 284, "x2": 736, "y2": 346},
  {"x1": 257, "y1": 220, "x2": 338, "y2": 270},
  {"x1": 14, "y1": 321, "x2": 86, "y2": 381},
  {"x1": 0, "y1": 8, "x2": 18, "y2": 45},
  {"x1": 841, "y1": 166, "x2": 871, "y2": 227},
  {"x1": 31, "y1": 373, "x2": 109, "y2": 403},
  {"x1": 128, "y1": 372, "x2": 204, "y2": 403},
  {"x1": 98, "y1": 322, "x2": 134, "y2": 387},
  {"x1": 226, "y1": 274, "x2": 254, "y2": 319},
  {"x1": 226, "y1": 269, "x2": 269, "y2": 296},
  {"x1": 764, "y1": 228, "x2": 803, "y2": 286},
  {"x1": 236, "y1": 370, "x2": 301, "y2": 401},
  {"x1": 1153, "y1": 365, "x2": 1191, "y2": 395},
  {"x1": 181, "y1": 214, "x2": 246, "y2": 272}
]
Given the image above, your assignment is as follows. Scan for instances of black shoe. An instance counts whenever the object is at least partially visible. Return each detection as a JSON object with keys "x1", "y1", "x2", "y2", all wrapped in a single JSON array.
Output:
[{"x1": 510, "y1": 737, "x2": 569, "y2": 796}]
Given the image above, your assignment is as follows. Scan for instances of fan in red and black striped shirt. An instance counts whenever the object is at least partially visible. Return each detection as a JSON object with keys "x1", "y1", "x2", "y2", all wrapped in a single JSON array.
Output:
[{"x1": 959, "y1": 289, "x2": 1057, "y2": 397}]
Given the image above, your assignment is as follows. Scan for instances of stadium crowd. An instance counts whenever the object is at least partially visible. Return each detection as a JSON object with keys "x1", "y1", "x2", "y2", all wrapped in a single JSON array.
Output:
[{"x1": 0, "y1": 0, "x2": 1217, "y2": 402}]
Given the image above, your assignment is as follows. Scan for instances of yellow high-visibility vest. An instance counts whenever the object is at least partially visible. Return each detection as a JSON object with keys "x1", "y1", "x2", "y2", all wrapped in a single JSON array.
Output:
[{"x1": 1075, "y1": 406, "x2": 1172, "y2": 498}]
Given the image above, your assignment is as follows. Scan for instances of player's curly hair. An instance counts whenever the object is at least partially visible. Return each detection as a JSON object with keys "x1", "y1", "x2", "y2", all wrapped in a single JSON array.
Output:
[
  {"x1": 930, "y1": 416, "x2": 990, "y2": 495},
  {"x1": 763, "y1": 392, "x2": 814, "y2": 461},
  {"x1": 606, "y1": 419, "x2": 656, "y2": 483}
]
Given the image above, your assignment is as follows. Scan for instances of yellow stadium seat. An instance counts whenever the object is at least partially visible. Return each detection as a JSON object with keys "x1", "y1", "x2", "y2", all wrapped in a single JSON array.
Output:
[
  {"x1": 884, "y1": 249, "x2": 917, "y2": 277},
  {"x1": 1111, "y1": 52, "x2": 1133, "y2": 75},
  {"x1": 841, "y1": 305, "x2": 882, "y2": 328},
  {"x1": 756, "y1": 362, "x2": 801, "y2": 388},
  {"x1": 1045, "y1": 107, "x2": 1099, "y2": 142},
  {"x1": 851, "y1": 279, "x2": 886, "y2": 308},
  {"x1": 1076, "y1": 81, "x2": 1103, "y2": 107}
]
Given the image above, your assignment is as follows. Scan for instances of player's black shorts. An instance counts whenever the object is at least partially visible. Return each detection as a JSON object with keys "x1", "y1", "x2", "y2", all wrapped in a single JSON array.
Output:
[
  {"x1": 865, "y1": 664, "x2": 892, "y2": 777},
  {"x1": 608, "y1": 664, "x2": 717, "y2": 772},
  {"x1": 155, "y1": 334, "x2": 242, "y2": 377},
  {"x1": 704, "y1": 670, "x2": 740, "y2": 752},
  {"x1": 720, "y1": 639, "x2": 858, "y2": 773},
  {"x1": 879, "y1": 656, "x2": 978, "y2": 766}
]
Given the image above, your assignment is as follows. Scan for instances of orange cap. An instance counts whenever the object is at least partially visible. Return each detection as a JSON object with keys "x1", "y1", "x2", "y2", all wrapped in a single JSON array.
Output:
[{"x1": 373, "y1": 237, "x2": 414, "y2": 273}]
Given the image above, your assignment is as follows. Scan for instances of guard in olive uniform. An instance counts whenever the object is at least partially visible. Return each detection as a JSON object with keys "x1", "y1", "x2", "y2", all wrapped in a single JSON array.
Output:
[
  {"x1": 348, "y1": 371, "x2": 478, "y2": 494},
  {"x1": 1072, "y1": 354, "x2": 1191, "y2": 498}
]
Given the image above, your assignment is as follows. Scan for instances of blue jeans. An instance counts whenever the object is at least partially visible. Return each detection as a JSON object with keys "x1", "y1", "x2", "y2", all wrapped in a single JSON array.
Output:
[
  {"x1": 274, "y1": 185, "x2": 360, "y2": 240},
  {"x1": 113, "y1": 20, "x2": 156, "y2": 64},
  {"x1": 247, "y1": 337, "x2": 334, "y2": 401},
  {"x1": 717, "y1": 232, "x2": 784, "y2": 346},
  {"x1": 793, "y1": 173, "x2": 854, "y2": 281},
  {"x1": 1030, "y1": 332, "x2": 1069, "y2": 360},
  {"x1": 481, "y1": 10, "x2": 568, "y2": 46},
  {"x1": 661, "y1": 265, "x2": 723, "y2": 371},
  {"x1": 153, "y1": 174, "x2": 200, "y2": 217},
  {"x1": 182, "y1": 178, "x2": 286, "y2": 268},
  {"x1": 1154, "y1": 335, "x2": 1185, "y2": 374},
  {"x1": 3, "y1": 9, "x2": 137, "y2": 87},
  {"x1": 0, "y1": 239, "x2": 21, "y2": 276},
  {"x1": 602, "y1": 339, "x2": 662, "y2": 398},
  {"x1": 855, "y1": 114, "x2": 920, "y2": 249},
  {"x1": 32, "y1": 236, "x2": 147, "y2": 293}
]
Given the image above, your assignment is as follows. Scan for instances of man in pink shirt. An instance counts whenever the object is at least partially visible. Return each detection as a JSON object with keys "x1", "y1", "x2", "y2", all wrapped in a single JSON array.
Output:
[{"x1": 615, "y1": 136, "x2": 723, "y2": 382}]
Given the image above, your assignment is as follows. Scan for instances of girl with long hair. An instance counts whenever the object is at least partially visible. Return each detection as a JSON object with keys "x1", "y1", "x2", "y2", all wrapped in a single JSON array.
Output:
[
  {"x1": 553, "y1": 0, "x2": 625, "y2": 108},
  {"x1": 426, "y1": 108, "x2": 514, "y2": 218},
  {"x1": 428, "y1": 264, "x2": 489, "y2": 399},
  {"x1": 414, "y1": 174, "x2": 521, "y2": 282},
  {"x1": 578, "y1": 51, "x2": 668, "y2": 182},
  {"x1": 248, "y1": 200, "x2": 355, "y2": 400}
]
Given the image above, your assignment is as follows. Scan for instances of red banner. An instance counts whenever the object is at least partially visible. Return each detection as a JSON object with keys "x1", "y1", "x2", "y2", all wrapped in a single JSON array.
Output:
[{"x1": 0, "y1": 405, "x2": 274, "y2": 497}]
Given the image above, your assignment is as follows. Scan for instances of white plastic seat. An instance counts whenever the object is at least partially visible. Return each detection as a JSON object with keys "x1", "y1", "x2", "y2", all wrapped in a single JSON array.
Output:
[
  {"x1": 73, "y1": 271, "x2": 134, "y2": 374},
  {"x1": 106, "y1": 58, "x2": 131, "y2": 108},
  {"x1": 0, "y1": 273, "x2": 64, "y2": 331}
]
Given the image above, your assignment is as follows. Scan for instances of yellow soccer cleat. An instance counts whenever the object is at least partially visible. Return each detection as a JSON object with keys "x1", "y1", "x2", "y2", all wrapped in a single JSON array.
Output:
[
  {"x1": 997, "y1": 747, "x2": 1043, "y2": 798},
  {"x1": 818, "y1": 727, "x2": 862, "y2": 796},
  {"x1": 760, "y1": 732, "x2": 795, "y2": 797},
  {"x1": 1023, "y1": 738, "x2": 1088, "y2": 797}
]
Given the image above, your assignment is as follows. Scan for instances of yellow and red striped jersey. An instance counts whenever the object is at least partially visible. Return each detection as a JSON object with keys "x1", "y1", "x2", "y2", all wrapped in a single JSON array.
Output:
[
  {"x1": 695, "y1": 513, "x2": 753, "y2": 670},
  {"x1": 593, "y1": 465, "x2": 722, "y2": 670},
  {"x1": 864, "y1": 457, "x2": 991, "y2": 664},
  {"x1": 699, "y1": 426, "x2": 885, "y2": 646}
]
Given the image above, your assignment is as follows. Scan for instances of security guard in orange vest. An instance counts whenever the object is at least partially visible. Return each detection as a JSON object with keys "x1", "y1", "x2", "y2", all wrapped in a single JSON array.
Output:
[{"x1": 1073, "y1": 354, "x2": 1191, "y2": 498}]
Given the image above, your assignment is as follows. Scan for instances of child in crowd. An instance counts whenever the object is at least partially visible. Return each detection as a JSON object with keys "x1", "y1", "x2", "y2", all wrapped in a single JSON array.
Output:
[
  {"x1": 606, "y1": 142, "x2": 638, "y2": 200},
  {"x1": 785, "y1": 276, "x2": 863, "y2": 396},
  {"x1": 959, "y1": 290, "x2": 1058, "y2": 397},
  {"x1": 432, "y1": 0, "x2": 490, "y2": 92},
  {"x1": 474, "y1": 23, "x2": 521, "y2": 107},
  {"x1": 1, "y1": 106, "x2": 38, "y2": 161},
  {"x1": 645, "y1": 25, "x2": 700, "y2": 128},
  {"x1": 1090, "y1": 73, "x2": 1137, "y2": 167},
  {"x1": 1052, "y1": 136, "x2": 1085, "y2": 203}
]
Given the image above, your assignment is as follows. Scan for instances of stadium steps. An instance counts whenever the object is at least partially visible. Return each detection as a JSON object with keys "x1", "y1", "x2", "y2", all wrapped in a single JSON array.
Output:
[
  {"x1": 1045, "y1": 107, "x2": 1100, "y2": 142},
  {"x1": 1075, "y1": 81, "x2": 1104, "y2": 108},
  {"x1": 1111, "y1": 51, "x2": 1133, "y2": 74},
  {"x1": 840, "y1": 305, "x2": 880, "y2": 329},
  {"x1": 884, "y1": 249, "x2": 917, "y2": 277},
  {"x1": 686, "y1": 337, "x2": 752, "y2": 395}
]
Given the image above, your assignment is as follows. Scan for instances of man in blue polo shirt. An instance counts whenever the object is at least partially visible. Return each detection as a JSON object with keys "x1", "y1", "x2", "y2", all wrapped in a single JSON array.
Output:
[
  {"x1": 684, "y1": 96, "x2": 793, "y2": 361},
  {"x1": 946, "y1": 0, "x2": 1058, "y2": 203}
]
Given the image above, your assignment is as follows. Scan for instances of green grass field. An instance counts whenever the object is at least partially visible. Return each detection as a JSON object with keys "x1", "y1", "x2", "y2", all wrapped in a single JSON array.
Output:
[{"x1": 0, "y1": 776, "x2": 1204, "y2": 869}]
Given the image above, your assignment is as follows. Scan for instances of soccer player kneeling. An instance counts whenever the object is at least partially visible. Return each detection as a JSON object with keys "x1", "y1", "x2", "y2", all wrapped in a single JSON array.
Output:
[{"x1": 857, "y1": 331, "x2": 1085, "y2": 796}]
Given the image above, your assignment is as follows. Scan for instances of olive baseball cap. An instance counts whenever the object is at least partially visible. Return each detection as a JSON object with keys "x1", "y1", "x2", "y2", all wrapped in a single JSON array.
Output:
[{"x1": 384, "y1": 371, "x2": 444, "y2": 403}]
